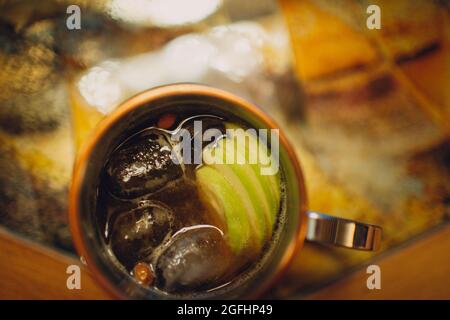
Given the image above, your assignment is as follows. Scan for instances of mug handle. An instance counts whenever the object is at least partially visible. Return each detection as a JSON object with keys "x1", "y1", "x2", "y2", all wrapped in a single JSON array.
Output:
[{"x1": 306, "y1": 211, "x2": 382, "y2": 251}]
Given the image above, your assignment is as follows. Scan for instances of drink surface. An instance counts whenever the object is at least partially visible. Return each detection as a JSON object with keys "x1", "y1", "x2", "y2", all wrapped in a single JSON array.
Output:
[{"x1": 96, "y1": 107, "x2": 284, "y2": 296}]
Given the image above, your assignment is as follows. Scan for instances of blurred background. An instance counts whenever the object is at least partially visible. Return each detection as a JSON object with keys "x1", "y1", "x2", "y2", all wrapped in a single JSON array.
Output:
[{"x1": 0, "y1": 0, "x2": 448, "y2": 298}]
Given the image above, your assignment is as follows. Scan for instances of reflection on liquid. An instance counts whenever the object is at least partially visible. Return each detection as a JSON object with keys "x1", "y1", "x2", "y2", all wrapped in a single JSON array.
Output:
[
  {"x1": 208, "y1": 23, "x2": 266, "y2": 82},
  {"x1": 108, "y1": 0, "x2": 222, "y2": 27},
  {"x1": 78, "y1": 61, "x2": 122, "y2": 114},
  {"x1": 77, "y1": 21, "x2": 280, "y2": 116}
]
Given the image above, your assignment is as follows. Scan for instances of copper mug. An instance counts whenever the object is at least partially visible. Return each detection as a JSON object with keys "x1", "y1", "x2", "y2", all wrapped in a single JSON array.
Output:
[{"x1": 69, "y1": 84, "x2": 382, "y2": 299}]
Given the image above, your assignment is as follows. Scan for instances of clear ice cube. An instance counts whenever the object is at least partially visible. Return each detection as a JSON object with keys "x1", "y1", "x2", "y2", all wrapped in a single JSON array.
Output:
[
  {"x1": 109, "y1": 201, "x2": 174, "y2": 269},
  {"x1": 105, "y1": 129, "x2": 182, "y2": 199},
  {"x1": 155, "y1": 225, "x2": 231, "y2": 293}
]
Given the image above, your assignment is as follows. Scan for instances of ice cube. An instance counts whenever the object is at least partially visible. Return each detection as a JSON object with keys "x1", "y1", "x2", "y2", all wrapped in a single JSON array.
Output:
[
  {"x1": 105, "y1": 129, "x2": 182, "y2": 198},
  {"x1": 155, "y1": 225, "x2": 231, "y2": 293},
  {"x1": 109, "y1": 201, "x2": 174, "y2": 269},
  {"x1": 172, "y1": 115, "x2": 226, "y2": 166}
]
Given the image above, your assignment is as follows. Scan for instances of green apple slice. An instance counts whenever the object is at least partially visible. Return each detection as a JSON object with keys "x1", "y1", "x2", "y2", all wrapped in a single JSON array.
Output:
[
  {"x1": 196, "y1": 166, "x2": 254, "y2": 253},
  {"x1": 196, "y1": 123, "x2": 281, "y2": 255},
  {"x1": 225, "y1": 124, "x2": 280, "y2": 228}
]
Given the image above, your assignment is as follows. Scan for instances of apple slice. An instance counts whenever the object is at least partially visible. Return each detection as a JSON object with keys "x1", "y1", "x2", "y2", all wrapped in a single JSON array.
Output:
[
  {"x1": 225, "y1": 124, "x2": 280, "y2": 228},
  {"x1": 196, "y1": 166, "x2": 254, "y2": 254},
  {"x1": 196, "y1": 123, "x2": 280, "y2": 255}
]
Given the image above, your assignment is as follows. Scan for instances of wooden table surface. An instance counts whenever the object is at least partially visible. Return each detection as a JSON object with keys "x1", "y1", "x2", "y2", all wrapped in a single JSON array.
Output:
[
  {"x1": 304, "y1": 223, "x2": 450, "y2": 300},
  {"x1": 1, "y1": 223, "x2": 449, "y2": 300},
  {"x1": 0, "y1": 228, "x2": 111, "y2": 300}
]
